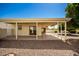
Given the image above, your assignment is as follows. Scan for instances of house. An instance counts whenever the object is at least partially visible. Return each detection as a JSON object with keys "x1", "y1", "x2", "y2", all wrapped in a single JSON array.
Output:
[{"x1": 0, "y1": 18, "x2": 71, "y2": 41}]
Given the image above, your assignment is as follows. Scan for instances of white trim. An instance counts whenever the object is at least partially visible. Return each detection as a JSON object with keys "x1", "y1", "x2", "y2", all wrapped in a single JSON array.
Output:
[
  {"x1": 36, "y1": 22, "x2": 38, "y2": 40},
  {"x1": 2, "y1": 21, "x2": 68, "y2": 23},
  {"x1": 15, "y1": 22, "x2": 18, "y2": 40},
  {"x1": 60, "y1": 23, "x2": 63, "y2": 40},
  {"x1": 64, "y1": 21, "x2": 67, "y2": 40},
  {"x1": 57, "y1": 22, "x2": 59, "y2": 37}
]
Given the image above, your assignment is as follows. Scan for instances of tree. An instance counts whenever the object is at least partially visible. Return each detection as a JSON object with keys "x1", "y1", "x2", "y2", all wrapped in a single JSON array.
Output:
[{"x1": 65, "y1": 3, "x2": 79, "y2": 32}]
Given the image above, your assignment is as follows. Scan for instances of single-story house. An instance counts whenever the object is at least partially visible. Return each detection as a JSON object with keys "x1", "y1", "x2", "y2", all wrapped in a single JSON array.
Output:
[{"x1": 0, "y1": 18, "x2": 71, "y2": 40}]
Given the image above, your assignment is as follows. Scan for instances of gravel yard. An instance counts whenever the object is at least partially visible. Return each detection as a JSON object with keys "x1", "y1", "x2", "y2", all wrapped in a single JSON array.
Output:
[{"x1": 0, "y1": 35, "x2": 78, "y2": 56}]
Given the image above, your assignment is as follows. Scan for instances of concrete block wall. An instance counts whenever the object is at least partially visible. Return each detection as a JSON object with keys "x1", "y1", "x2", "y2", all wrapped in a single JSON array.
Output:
[
  {"x1": 0, "y1": 22, "x2": 14, "y2": 39},
  {"x1": 0, "y1": 29, "x2": 7, "y2": 39}
]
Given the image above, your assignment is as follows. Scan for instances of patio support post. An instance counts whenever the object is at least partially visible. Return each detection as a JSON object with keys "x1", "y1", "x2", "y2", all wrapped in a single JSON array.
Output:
[
  {"x1": 57, "y1": 22, "x2": 59, "y2": 37},
  {"x1": 6, "y1": 23, "x2": 8, "y2": 37},
  {"x1": 60, "y1": 23, "x2": 63, "y2": 40},
  {"x1": 15, "y1": 22, "x2": 18, "y2": 40},
  {"x1": 36, "y1": 22, "x2": 38, "y2": 40},
  {"x1": 64, "y1": 21, "x2": 67, "y2": 41}
]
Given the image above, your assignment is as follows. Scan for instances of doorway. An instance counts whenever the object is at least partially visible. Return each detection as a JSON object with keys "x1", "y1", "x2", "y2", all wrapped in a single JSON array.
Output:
[
  {"x1": 42, "y1": 28, "x2": 46, "y2": 34},
  {"x1": 29, "y1": 26, "x2": 36, "y2": 35}
]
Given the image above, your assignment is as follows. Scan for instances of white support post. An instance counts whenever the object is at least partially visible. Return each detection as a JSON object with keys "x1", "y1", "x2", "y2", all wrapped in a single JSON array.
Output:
[
  {"x1": 6, "y1": 23, "x2": 8, "y2": 37},
  {"x1": 36, "y1": 22, "x2": 38, "y2": 40},
  {"x1": 57, "y1": 22, "x2": 59, "y2": 37},
  {"x1": 60, "y1": 23, "x2": 63, "y2": 40},
  {"x1": 15, "y1": 22, "x2": 18, "y2": 40},
  {"x1": 64, "y1": 21, "x2": 67, "y2": 40}
]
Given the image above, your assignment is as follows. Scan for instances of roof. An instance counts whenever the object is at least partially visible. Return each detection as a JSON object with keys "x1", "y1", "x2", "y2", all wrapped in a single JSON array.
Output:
[{"x1": 0, "y1": 18, "x2": 71, "y2": 23}]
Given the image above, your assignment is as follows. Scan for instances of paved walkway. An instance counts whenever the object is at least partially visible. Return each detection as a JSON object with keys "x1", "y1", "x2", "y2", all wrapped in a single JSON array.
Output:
[{"x1": 0, "y1": 35, "x2": 77, "y2": 56}]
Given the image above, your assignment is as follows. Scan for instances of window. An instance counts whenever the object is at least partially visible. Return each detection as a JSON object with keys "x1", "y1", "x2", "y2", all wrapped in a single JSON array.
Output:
[{"x1": 18, "y1": 25, "x2": 22, "y2": 30}]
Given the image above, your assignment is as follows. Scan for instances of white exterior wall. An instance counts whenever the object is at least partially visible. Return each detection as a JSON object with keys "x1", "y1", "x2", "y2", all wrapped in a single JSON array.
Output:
[
  {"x1": 37, "y1": 27, "x2": 42, "y2": 36},
  {"x1": 13, "y1": 24, "x2": 42, "y2": 36},
  {"x1": 0, "y1": 29, "x2": 7, "y2": 38},
  {"x1": 0, "y1": 22, "x2": 14, "y2": 38},
  {"x1": 18, "y1": 26, "x2": 29, "y2": 36}
]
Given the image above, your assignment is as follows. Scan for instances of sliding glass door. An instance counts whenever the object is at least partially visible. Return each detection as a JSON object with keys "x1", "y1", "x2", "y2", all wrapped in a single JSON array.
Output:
[{"x1": 29, "y1": 26, "x2": 36, "y2": 35}]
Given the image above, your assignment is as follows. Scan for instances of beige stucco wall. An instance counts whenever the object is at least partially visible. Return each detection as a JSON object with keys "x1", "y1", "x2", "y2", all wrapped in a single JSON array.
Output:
[
  {"x1": 0, "y1": 29, "x2": 7, "y2": 38},
  {"x1": 37, "y1": 26, "x2": 42, "y2": 36},
  {"x1": 0, "y1": 22, "x2": 58, "y2": 37},
  {"x1": 6, "y1": 29, "x2": 12, "y2": 36},
  {"x1": 0, "y1": 29, "x2": 14, "y2": 38},
  {"x1": 0, "y1": 22, "x2": 15, "y2": 38},
  {"x1": 18, "y1": 26, "x2": 29, "y2": 36},
  {"x1": 13, "y1": 23, "x2": 43, "y2": 36}
]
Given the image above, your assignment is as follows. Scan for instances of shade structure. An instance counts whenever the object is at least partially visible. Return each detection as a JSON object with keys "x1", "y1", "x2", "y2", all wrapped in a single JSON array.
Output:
[{"x1": 0, "y1": 18, "x2": 71, "y2": 41}]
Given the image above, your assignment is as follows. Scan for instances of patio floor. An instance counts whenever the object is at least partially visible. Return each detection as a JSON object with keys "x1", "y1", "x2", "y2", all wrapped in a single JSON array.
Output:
[
  {"x1": 0, "y1": 35, "x2": 79, "y2": 56},
  {"x1": 2, "y1": 35, "x2": 61, "y2": 40}
]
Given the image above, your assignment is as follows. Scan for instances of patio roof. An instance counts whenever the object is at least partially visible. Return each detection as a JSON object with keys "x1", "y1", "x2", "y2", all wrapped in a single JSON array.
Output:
[{"x1": 0, "y1": 18, "x2": 71, "y2": 23}]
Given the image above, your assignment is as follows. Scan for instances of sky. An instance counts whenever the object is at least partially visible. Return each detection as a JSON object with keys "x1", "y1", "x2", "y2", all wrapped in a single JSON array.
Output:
[{"x1": 0, "y1": 3, "x2": 67, "y2": 18}]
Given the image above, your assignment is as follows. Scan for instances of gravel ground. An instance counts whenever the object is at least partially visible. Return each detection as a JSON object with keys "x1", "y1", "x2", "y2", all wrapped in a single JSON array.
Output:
[
  {"x1": 0, "y1": 48, "x2": 75, "y2": 56},
  {"x1": 0, "y1": 35, "x2": 78, "y2": 56},
  {"x1": 0, "y1": 40, "x2": 76, "y2": 56}
]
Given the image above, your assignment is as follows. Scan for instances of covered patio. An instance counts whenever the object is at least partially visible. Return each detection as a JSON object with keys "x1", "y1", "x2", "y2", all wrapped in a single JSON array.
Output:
[{"x1": 0, "y1": 18, "x2": 71, "y2": 41}]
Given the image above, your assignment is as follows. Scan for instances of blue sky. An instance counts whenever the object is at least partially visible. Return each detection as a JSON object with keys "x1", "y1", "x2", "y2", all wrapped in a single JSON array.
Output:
[{"x1": 0, "y1": 3, "x2": 67, "y2": 18}]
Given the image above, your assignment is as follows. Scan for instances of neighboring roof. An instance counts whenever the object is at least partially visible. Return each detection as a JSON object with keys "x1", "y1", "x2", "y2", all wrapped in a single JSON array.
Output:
[{"x1": 0, "y1": 18, "x2": 71, "y2": 23}]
